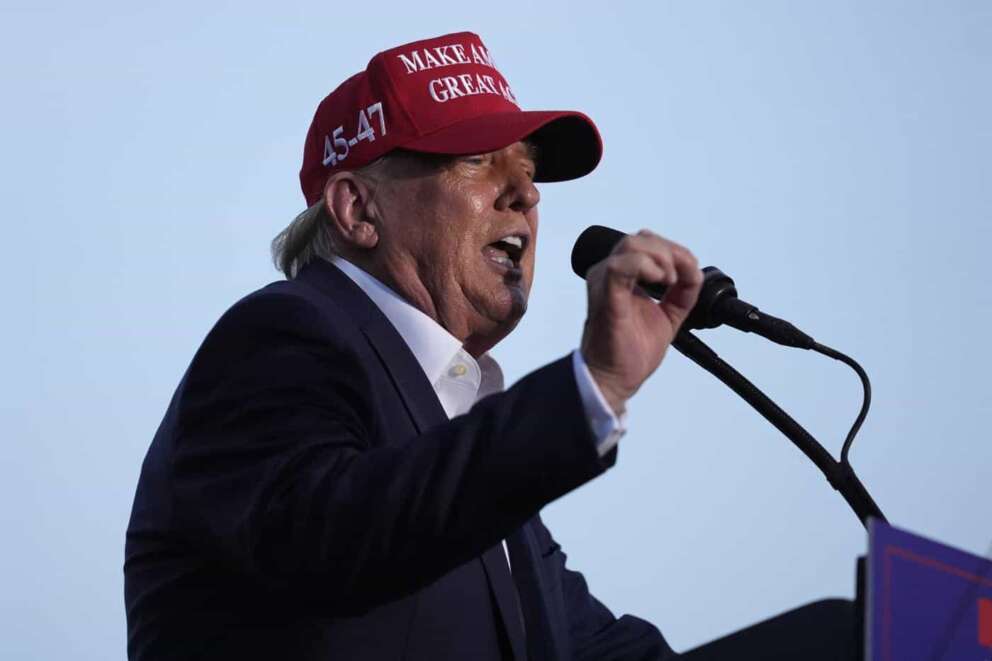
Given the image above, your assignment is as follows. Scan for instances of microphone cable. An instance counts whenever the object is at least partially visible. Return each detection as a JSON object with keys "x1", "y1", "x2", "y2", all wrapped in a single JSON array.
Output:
[
  {"x1": 809, "y1": 342, "x2": 871, "y2": 471},
  {"x1": 673, "y1": 330, "x2": 886, "y2": 526}
]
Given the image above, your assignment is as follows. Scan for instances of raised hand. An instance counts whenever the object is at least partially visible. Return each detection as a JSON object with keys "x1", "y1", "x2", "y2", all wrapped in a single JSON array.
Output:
[{"x1": 580, "y1": 229, "x2": 703, "y2": 415}]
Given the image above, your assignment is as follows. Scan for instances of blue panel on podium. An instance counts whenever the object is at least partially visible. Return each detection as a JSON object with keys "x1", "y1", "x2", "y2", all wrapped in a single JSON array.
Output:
[{"x1": 867, "y1": 520, "x2": 992, "y2": 661}]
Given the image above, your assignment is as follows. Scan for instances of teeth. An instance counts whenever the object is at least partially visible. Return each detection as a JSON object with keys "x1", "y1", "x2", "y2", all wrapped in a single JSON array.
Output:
[{"x1": 501, "y1": 235, "x2": 523, "y2": 249}]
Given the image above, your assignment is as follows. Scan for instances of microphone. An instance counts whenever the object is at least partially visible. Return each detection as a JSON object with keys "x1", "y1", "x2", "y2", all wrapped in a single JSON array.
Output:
[{"x1": 571, "y1": 225, "x2": 816, "y2": 349}]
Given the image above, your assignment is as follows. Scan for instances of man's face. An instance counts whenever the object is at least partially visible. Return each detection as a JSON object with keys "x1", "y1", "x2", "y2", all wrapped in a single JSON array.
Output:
[{"x1": 370, "y1": 141, "x2": 540, "y2": 355}]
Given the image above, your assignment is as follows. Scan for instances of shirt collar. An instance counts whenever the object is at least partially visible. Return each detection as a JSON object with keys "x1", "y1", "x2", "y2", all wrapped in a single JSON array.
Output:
[{"x1": 330, "y1": 256, "x2": 473, "y2": 387}]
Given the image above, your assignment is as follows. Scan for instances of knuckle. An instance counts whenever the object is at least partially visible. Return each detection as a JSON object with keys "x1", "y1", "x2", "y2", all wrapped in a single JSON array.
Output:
[
  {"x1": 680, "y1": 250, "x2": 700, "y2": 270},
  {"x1": 616, "y1": 235, "x2": 639, "y2": 253},
  {"x1": 604, "y1": 258, "x2": 624, "y2": 277},
  {"x1": 587, "y1": 260, "x2": 608, "y2": 280},
  {"x1": 657, "y1": 253, "x2": 673, "y2": 266},
  {"x1": 635, "y1": 252, "x2": 656, "y2": 269}
]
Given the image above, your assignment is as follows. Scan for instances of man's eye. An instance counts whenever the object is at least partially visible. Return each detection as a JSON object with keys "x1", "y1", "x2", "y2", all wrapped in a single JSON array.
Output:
[{"x1": 465, "y1": 156, "x2": 487, "y2": 165}]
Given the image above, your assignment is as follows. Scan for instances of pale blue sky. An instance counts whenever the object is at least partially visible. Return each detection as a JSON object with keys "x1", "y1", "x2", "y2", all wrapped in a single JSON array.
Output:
[{"x1": 1, "y1": 1, "x2": 990, "y2": 658}]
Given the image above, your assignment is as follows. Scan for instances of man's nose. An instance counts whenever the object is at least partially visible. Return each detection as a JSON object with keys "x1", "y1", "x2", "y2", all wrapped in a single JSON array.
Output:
[{"x1": 498, "y1": 170, "x2": 540, "y2": 213}]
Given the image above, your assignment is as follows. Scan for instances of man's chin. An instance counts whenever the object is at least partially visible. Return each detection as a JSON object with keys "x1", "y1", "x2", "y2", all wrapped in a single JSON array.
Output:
[
  {"x1": 508, "y1": 286, "x2": 528, "y2": 320},
  {"x1": 495, "y1": 279, "x2": 529, "y2": 322},
  {"x1": 476, "y1": 266, "x2": 530, "y2": 318},
  {"x1": 463, "y1": 287, "x2": 528, "y2": 356}
]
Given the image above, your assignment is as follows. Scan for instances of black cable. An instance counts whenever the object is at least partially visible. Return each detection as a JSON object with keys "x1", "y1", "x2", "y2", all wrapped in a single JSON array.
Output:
[
  {"x1": 674, "y1": 330, "x2": 886, "y2": 526},
  {"x1": 810, "y1": 342, "x2": 872, "y2": 467}
]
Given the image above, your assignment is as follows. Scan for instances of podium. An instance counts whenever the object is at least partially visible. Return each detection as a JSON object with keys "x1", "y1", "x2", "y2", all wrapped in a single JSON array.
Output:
[
  {"x1": 682, "y1": 521, "x2": 991, "y2": 660},
  {"x1": 862, "y1": 520, "x2": 992, "y2": 661}
]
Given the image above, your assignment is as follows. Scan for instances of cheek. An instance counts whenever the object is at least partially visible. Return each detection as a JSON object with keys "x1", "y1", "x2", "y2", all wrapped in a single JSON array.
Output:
[
  {"x1": 524, "y1": 214, "x2": 539, "y2": 282},
  {"x1": 407, "y1": 203, "x2": 467, "y2": 265},
  {"x1": 421, "y1": 217, "x2": 476, "y2": 283}
]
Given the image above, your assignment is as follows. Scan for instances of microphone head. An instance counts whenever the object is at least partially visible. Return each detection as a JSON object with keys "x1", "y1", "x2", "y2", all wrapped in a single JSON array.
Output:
[
  {"x1": 571, "y1": 225, "x2": 737, "y2": 328},
  {"x1": 571, "y1": 225, "x2": 671, "y2": 299},
  {"x1": 571, "y1": 225, "x2": 626, "y2": 279}
]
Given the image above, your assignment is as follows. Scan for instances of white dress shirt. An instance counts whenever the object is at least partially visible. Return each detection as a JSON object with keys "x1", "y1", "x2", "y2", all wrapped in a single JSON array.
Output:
[{"x1": 330, "y1": 257, "x2": 626, "y2": 568}]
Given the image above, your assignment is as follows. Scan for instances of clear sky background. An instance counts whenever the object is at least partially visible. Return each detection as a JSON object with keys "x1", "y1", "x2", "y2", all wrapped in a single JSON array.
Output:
[{"x1": 1, "y1": 1, "x2": 990, "y2": 658}]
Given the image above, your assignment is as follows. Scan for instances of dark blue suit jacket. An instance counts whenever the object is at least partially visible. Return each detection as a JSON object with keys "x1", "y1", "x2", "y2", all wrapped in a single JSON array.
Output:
[{"x1": 125, "y1": 258, "x2": 671, "y2": 660}]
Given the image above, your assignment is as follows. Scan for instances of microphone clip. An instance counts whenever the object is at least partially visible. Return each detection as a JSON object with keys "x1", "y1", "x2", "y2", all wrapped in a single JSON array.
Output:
[{"x1": 686, "y1": 267, "x2": 816, "y2": 350}]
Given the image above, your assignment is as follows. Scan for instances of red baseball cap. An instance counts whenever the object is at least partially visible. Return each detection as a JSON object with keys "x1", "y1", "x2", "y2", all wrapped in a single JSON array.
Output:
[{"x1": 299, "y1": 31, "x2": 602, "y2": 206}]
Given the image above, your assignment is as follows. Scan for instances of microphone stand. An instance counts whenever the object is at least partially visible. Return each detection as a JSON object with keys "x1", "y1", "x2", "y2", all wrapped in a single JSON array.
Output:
[{"x1": 672, "y1": 330, "x2": 885, "y2": 528}]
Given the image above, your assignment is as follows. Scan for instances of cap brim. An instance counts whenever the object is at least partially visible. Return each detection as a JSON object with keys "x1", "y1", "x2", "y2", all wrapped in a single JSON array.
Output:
[{"x1": 402, "y1": 110, "x2": 602, "y2": 183}]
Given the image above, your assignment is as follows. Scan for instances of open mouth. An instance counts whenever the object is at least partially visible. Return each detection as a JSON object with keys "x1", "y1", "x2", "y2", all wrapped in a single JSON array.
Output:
[{"x1": 483, "y1": 234, "x2": 526, "y2": 272}]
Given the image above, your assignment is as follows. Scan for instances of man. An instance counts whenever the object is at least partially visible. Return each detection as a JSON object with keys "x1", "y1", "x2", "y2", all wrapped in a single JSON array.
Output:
[{"x1": 125, "y1": 31, "x2": 853, "y2": 660}]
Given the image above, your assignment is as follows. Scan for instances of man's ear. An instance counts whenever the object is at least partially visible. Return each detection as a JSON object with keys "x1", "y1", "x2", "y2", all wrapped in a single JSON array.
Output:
[{"x1": 323, "y1": 172, "x2": 380, "y2": 250}]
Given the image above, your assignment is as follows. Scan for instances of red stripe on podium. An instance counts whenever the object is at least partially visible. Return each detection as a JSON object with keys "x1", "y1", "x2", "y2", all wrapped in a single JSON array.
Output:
[{"x1": 979, "y1": 598, "x2": 992, "y2": 647}]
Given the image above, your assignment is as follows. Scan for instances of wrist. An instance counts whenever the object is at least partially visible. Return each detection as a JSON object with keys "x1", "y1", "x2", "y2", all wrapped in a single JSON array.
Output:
[{"x1": 583, "y1": 362, "x2": 630, "y2": 417}]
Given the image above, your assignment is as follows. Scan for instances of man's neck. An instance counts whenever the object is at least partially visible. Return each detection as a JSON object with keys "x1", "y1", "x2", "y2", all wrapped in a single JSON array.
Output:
[{"x1": 335, "y1": 253, "x2": 505, "y2": 357}]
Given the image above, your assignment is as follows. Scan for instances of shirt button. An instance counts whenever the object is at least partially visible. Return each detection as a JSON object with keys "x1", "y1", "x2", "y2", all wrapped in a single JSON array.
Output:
[{"x1": 449, "y1": 364, "x2": 468, "y2": 377}]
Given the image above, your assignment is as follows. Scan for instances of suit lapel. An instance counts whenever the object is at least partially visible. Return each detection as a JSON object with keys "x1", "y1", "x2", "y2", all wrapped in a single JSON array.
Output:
[
  {"x1": 360, "y1": 317, "x2": 449, "y2": 433},
  {"x1": 296, "y1": 259, "x2": 447, "y2": 432},
  {"x1": 295, "y1": 259, "x2": 530, "y2": 658}
]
